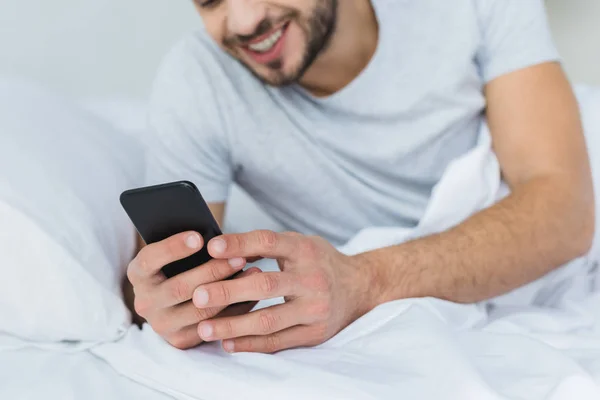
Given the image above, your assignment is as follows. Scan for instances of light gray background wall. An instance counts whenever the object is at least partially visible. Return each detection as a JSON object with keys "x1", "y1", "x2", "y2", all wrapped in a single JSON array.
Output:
[
  {"x1": 0, "y1": 0, "x2": 199, "y2": 99},
  {"x1": 0, "y1": 0, "x2": 598, "y2": 99},
  {"x1": 546, "y1": 0, "x2": 600, "y2": 88}
]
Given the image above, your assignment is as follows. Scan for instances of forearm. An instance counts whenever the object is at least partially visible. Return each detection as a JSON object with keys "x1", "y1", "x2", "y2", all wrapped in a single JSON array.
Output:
[{"x1": 358, "y1": 175, "x2": 595, "y2": 305}]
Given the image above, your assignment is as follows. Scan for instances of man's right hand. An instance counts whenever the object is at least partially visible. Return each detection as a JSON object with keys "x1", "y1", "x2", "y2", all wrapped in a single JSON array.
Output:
[{"x1": 127, "y1": 231, "x2": 260, "y2": 350}]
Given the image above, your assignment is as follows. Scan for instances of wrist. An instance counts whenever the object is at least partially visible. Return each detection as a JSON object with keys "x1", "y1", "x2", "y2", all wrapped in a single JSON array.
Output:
[
  {"x1": 349, "y1": 251, "x2": 393, "y2": 311},
  {"x1": 350, "y1": 245, "x2": 424, "y2": 307}
]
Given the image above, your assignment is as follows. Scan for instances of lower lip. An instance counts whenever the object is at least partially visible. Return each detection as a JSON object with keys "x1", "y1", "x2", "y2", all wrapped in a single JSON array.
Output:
[{"x1": 242, "y1": 24, "x2": 289, "y2": 65}]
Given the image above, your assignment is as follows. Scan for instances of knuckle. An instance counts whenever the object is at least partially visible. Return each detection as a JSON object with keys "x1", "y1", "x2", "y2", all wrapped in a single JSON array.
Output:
[
  {"x1": 207, "y1": 262, "x2": 224, "y2": 283},
  {"x1": 265, "y1": 334, "x2": 282, "y2": 353},
  {"x1": 305, "y1": 271, "x2": 331, "y2": 292},
  {"x1": 150, "y1": 316, "x2": 171, "y2": 337},
  {"x1": 169, "y1": 279, "x2": 190, "y2": 303},
  {"x1": 299, "y1": 239, "x2": 320, "y2": 259},
  {"x1": 192, "y1": 307, "x2": 209, "y2": 323},
  {"x1": 165, "y1": 238, "x2": 181, "y2": 260},
  {"x1": 134, "y1": 297, "x2": 152, "y2": 317},
  {"x1": 236, "y1": 339, "x2": 252, "y2": 353},
  {"x1": 258, "y1": 311, "x2": 279, "y2": 334},
  {"x1": 137, "y1": 256, "x2": 152, "y2": 276},
  {"x1": 216, "y1": 284, "x2": 232, "y2": 304},
  {"x1": 221, "y1": 318, "x2": 234, "y2": 336},
  {"x1": 230, "y1": 234, "x2": 246, "y2": 253},
  {"x1": 258, "y1": 274, "x2": 280, "y2": 295},
  {"x1": 257, "y1": 230, "x2": 278, "y2": 250},
  {"x1": 310, "y1": 324, "x2": 330, "y2": 344},
  {"x1": 168, "y1": 334, "x2": 193, "y2": 350},
  {"x1": 135, "y1": 247, "x2": 156, "y2": 275},
  {"x1": 309, "y1": 301, "x2": 332, "y2": 321}
]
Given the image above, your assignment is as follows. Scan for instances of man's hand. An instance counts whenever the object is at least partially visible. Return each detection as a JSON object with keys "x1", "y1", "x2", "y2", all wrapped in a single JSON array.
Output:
[
  {"x1": 192, "y1": 231, "x2": 379, "y2": 354},
  {"x1": 127, "y1": 231, "x2": 260, "y2": 350}
]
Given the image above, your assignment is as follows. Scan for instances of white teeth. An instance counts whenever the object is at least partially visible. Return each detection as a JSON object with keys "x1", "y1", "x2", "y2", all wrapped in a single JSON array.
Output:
[{"x1": 248, "y1": 28, "x2": 283, "y2": 53}]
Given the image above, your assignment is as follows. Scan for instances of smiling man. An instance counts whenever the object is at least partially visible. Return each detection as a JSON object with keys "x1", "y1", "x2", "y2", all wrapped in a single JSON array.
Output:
[
  {"x1": 212, "y1": 0, "x2": 339, "y2": 87},
  {"x1": 127, "y1": 0, "x2": 595, "y2": 353}
]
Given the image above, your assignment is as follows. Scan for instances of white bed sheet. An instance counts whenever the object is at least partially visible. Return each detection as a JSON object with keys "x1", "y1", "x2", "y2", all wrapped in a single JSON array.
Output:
[
  {"x1": 92, "y1": 293, "x2": 600, "y2": 400},
  {"x1": 0, "y1": 343, "x2": 174, "y2": 400}
]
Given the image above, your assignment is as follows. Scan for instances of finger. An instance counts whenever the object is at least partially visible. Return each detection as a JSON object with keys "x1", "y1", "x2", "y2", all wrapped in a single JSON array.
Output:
[
  {"x1": 201, "y1": 278, "x2": 260, "y2": 328},
  {"x1": 128, "y1": 231, "x2": 204, "y2": 285},
  {"x1": 164, "y1": 324, "x2": 204, "y2": 350},
  {"x1": 207, "y1": 230, "x2": 300, "y2": 261},
  {"x1": 216, "y1": 268, "x2": 262, "y2": 315},
  {"x1": 164, "y1": 300, "x2": 259, "y2": 350},
  {"x1": 215, "y1": 268, "x2": 262, "y2": 314},
  {"x1": 155, "y1": 268, "x2": 261, "y2": 332},
  {"x1": 161, "y1": 302, "x2": 225, "y2": 334},
  {"x1": 215, "y1": 301, "x2": 258, "y2": 319},
  {"x1": 193, "y1": 271, "x2": 294, "y2": 308},
  {"x1": 157, "y1": 258, "x2": 247, "y2": 307},
  {"x1": 198, "y1": 302, "x2": 301, "y2": 342},
  {"x1": 223, "y1": 325, "x2": 323, "y2": 354}
]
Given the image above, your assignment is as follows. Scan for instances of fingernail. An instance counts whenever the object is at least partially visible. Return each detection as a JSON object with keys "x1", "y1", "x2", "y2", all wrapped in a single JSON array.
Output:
[
  {"x1": 210, "y1": 238, "x2": 227, "y2": 255},
  {"x1": 185, "y1": 234, "x2": 201, "y2": 249},
  {"x1": 228, "y1": 257, "x2": 245, "y2": 269},
  {"x1": 194, "y1": 289, "x2": 209, "y2": 306},
  {"x1": 223, "y1": 340, "x2": 235, "y2": 353},
  {"x1": 199, "y1": 323, "x2": 213, "y2": 339}
]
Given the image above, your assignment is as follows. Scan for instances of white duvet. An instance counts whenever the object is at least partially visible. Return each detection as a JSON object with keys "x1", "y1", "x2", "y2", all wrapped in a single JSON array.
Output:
[
  {"x1": 89, "y1": 87, "x2": 600, "y2": 400},
  {"x1": 93, "y1": 294, "x2": 600, "y2": 400}
]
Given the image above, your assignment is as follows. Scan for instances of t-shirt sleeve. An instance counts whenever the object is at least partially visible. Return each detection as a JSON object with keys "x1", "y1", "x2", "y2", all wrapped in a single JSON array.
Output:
[
  {"x1": 475, "y1": 0, "x2": 560, "y2": 83},
  {"x1": 144, "y1": 36, "x2": 233, "y2": 203}
]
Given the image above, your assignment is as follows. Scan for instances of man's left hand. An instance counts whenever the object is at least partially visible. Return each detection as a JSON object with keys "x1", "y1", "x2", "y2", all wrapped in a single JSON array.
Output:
[{"x1": 192, "y1": 231, "x2": 380, "y2": 353}]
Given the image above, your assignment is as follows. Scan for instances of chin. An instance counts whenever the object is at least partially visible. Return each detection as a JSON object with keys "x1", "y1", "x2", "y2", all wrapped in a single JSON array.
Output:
[
  {"x1": 246, "y1": 57, "x2": 307, "y2": 87},
  {"x1": 227, "y1": 28, "x2": 310, "y2": 86},
  {"x1": 260, "y1": 72, "x2": 299, "y2": 87},
  {"x1": 262, "y1": 69, "x2": 300, "y2": 86}
]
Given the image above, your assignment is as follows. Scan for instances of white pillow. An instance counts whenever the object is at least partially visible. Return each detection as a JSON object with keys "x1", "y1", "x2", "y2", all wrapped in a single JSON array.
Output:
[
  {"x1": 0, "y1": 77, "x2": 144, "y2": 343},
  {"x1": 82, "y1": 97, "x2": 148, "y2": 140}
]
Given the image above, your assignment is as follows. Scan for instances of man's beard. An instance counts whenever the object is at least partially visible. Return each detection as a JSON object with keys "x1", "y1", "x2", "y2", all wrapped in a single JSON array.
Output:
[{"x1": 225, "y1": 0, "x2": 338, "y2": 87}]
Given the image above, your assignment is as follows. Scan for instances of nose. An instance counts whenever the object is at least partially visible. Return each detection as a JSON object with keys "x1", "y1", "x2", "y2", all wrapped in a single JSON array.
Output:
[{"x1": 226, "y1": 0, "x2": 268, "y2": 37}]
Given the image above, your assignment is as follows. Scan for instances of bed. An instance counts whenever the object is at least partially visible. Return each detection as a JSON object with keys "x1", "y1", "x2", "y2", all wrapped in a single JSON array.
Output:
[{"x1": 1, "y1": 78, "x2": 600, "y2": 400}]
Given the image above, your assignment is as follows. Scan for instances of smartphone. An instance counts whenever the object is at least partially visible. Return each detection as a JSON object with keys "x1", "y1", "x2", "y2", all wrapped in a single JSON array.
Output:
[{"x1": 120, "y1": 181, "x2": 222, "y2": 279}]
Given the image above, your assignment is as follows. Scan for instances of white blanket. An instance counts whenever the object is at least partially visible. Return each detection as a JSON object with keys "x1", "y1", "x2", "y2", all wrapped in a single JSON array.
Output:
[
  {"x1": 0, "y1": 345, "x2": 173, "y2": 400},
  {"x1": 90, "y1": 88, "x2": 600, "y2": 400}
]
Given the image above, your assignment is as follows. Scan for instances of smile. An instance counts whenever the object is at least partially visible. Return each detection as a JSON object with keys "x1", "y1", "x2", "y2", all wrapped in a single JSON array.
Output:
[
  {"x1": 247, "y1": 27, "x2": 285, "y2": 53},
  {"x1": 241, "y1": 22, "x2": 290, "y2": 65}
]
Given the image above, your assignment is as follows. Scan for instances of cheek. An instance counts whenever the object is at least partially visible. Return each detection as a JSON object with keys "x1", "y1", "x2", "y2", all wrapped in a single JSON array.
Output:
[
  {"x1": 282, "y1": 22, "x2": 307, "y2": 64},
  {"x1": 201, "y1": 16, "x2": 227, "y2": 49}
]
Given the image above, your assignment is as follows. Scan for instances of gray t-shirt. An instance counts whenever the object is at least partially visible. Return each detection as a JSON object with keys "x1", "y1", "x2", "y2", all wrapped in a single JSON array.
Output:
[{"x1": 146, "y1": 0, "x2": 559, "y2": 245}]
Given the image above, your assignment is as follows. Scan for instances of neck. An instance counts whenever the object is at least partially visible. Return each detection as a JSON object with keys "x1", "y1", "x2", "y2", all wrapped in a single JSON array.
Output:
[{"x1": 299, "y1": 0, "x2": 378, "y2": 97}]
